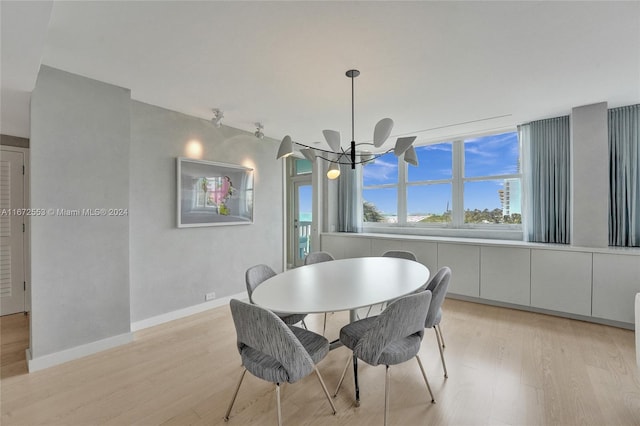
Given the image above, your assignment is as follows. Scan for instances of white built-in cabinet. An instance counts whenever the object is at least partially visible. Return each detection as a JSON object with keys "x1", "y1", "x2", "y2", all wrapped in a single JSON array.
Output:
[
  {"x1": 438, "y1": 244, "x2": 480, "y2": 297},
  {"x1": 530, "y1": 250, "x2": 592, "y2": 316},
  {"x1": 480, "y1": 246, "x2": 530, "y2": 306},
  {"x1": 592, "y1": 253, "x2": 640, "y2": 324},
  {"x1": 321, "y1": 233, "x2": 640, "y2": 328}
]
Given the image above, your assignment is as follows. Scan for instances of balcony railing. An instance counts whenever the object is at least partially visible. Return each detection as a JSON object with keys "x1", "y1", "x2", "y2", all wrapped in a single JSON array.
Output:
[{"x1": 298, "y1": 221, "x2": 312, "y2": 259}]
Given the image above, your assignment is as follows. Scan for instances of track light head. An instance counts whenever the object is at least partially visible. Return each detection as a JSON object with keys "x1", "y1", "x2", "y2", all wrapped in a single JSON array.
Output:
[
  {"x1": 211, "y1": 108, "x2": 224, "y2": 128},
  {"x1": 254, "y1": 122, "x2": 264, "y2": 139}
]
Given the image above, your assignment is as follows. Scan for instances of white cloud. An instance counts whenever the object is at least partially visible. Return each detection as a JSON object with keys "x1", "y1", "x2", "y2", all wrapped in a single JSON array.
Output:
[{"x1": 363, "y1": 158, "x2": 397, "y2": 182}]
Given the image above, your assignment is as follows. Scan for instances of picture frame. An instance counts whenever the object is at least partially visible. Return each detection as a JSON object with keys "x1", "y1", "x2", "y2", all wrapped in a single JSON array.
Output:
[{"x1": 177, "y1": 157, "x2": 254, "y2": 227}]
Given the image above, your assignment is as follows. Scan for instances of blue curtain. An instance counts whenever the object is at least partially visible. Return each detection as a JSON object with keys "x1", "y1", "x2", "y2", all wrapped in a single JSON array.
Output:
[
  {"x1": 609, "y1": 104, "x2": 640, "y2": 247},
  {"x1": 520, "y1": 116, "x2": 571, "y2": 243},
  {"x1": 337, "y1": 163, "x2": 361, "y2": 232}
]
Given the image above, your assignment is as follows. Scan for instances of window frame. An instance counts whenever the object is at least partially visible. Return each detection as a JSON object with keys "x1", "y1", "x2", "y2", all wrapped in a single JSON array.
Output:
[{"x1": 362, "y1": 130, "x2": 523, "y2": 235}]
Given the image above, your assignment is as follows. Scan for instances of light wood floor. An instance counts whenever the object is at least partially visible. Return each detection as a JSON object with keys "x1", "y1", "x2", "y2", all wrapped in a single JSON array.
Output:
[{"x1": 2, "y1": 299, "x2": 640, "y2": 425}]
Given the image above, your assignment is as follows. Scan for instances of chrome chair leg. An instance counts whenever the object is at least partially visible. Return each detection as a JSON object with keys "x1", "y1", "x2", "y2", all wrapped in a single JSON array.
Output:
[
  {"x1": 314, "y1": 367, "x2": 337, "y2": 414},
  {"x1": 224, "y1": 368, "x2": 247, "y2": 421},
  {"x1": 333, "y1": 355, "x2": 351, "y2": 397},
  {"x1": 436, "y1": 323, "x2": 446, "y2": 348},
  {"x1": 415, "y1": 355, "x2": 436, "y2": 403},
  {"x1": 365, "y1": 305, "x2": 373, "y2": 318},
  {"x1": 323, "y1": 313, "x2": 327, "y2": 336},
  {"x1": 434, "y1": 328, "x2": 448, "y2": 378},
  {"x1": 275, "y1": 383, "x2": 282, "y2": 426},
  {"x1": 384, "y1": 365, "x2": 391, "y2": 426}
]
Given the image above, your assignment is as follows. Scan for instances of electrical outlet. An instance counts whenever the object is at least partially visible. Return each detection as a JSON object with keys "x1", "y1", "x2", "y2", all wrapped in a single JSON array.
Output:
[{"x1": 205, "y1": 292, "x2": 216, "y2": 301}]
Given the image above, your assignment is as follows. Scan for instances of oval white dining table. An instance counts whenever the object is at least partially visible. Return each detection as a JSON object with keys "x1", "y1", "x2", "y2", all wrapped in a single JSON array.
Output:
[
  {"x1": 251, "y1": 256, "x2": 430, "y2": 319},
  {"x1": 251, "y1": 256, "x2": 430, "y2": 407}
]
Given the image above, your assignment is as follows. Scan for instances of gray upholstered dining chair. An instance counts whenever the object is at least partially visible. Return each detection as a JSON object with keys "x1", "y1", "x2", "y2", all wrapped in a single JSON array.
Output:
[
  {"x1": 245, "y1": 264, "x2": 307, "y2": 328},
  {"x1": 334, "y1": 291, "x2": 435, "y2": 426},
  {"x1": 367, "y1": 250, "x2": 420, "y2": 316},
  {"x1": 423, "y1": 266, "x2": 451, "y2": 378},
  {"x1": 304, "y1": 251, "x2": 335, "y2": 265},
  {"x1": 304, "y1": 251, "x2": 335, "y2": 335},
  {"x1": 382, "y1": 249, "x2": 418, "y2": 261},
  {"x1": 224, "y1": 299, "x2": 336, "y2": 425}
]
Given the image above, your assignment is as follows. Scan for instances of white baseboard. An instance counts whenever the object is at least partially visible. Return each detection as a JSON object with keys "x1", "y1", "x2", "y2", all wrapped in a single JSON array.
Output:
[
  {"x1": 130, "y1": 291, "x2": 248, "y2": 332},
  {"x1": 25, "y1": 292, "x2": 247, "y2": 372},
  {"x1": 27, "y1": 332, "x2": 133, "y2": 372}
]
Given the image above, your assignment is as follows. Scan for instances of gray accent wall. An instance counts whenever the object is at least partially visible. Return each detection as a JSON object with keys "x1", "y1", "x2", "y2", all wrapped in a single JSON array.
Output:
[
  {"x1": 129, "y1": 101, "x2": 284, "y2": 322},
  {"x1": 30, "y1": 66, "x2": 131, "y2": 358},
  {"x1": 28, "y1": 65, "x2": 285, "y2": 362},
  {"x1": 570, "y1": 102, "x2": 609, "y2": 248}
]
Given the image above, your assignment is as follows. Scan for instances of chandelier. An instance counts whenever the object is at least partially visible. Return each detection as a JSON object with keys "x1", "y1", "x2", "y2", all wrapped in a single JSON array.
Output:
[{"x1": 276, "y1": 69, "x2": 418, "y2": 179}]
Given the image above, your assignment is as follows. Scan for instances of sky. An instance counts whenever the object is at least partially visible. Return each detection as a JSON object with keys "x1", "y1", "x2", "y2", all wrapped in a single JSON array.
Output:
[{"x1": 362, "y1": 131, "x2": 520, "y2": 215}]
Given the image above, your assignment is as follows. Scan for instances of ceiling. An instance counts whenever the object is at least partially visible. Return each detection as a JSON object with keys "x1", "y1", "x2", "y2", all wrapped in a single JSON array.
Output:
[{"x1": 2, "y1": 1, "x2": 639, "y2": 152}]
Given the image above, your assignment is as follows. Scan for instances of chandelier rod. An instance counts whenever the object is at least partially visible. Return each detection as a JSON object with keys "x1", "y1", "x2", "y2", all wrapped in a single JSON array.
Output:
[{"x1": 351, "y1": 71, "x2": 355, "y2": 143}]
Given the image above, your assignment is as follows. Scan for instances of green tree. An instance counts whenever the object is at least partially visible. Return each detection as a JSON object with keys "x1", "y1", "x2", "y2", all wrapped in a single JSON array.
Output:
[{"x1": 363, "y1": 201, "x2": 385, "y2": 222}]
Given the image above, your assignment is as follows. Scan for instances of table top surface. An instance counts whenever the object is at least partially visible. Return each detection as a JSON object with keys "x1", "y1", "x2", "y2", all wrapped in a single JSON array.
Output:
[{"x1": 251, "y1": 257, "x2": 430, "y2": 314}]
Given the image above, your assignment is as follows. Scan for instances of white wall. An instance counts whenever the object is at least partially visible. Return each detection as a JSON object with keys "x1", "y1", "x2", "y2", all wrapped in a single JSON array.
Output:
[
  {"x1": 30, "y1": 66, "x2": 131, "y2": 358},
  {"x1": 129, "y1": 101, "x2": 284, "y2": 322}
]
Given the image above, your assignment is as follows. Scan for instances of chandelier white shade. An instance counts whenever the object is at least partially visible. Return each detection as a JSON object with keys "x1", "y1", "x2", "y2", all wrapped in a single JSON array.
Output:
[
  {"x1": 277, "y1": 135, "x2": 294, "y2": 159},
  {"x1": 276, "y1": 69, "x2": 418, "y2": 179}
]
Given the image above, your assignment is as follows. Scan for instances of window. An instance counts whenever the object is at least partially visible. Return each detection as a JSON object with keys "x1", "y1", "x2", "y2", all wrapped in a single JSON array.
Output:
[
  {"x1": 362, "y1": 131, "x2": 521, "y2": 230},
  {"x1": 362, "y1": 152, "x2": 398, "y2": 223},
  {"x1": 462, "y1": 132, "x2": 521, "y2": 225},
  {"x1": 293, "y1": 158, "x2": 312, "y2": 176},
  {"x1": 407, "y1": 142, "x2": 453, "y2": 224}
]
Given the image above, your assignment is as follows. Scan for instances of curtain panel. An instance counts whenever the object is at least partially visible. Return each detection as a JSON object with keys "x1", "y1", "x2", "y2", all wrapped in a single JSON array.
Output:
[
  {"x1": 609, "y1": 104, "x2": 640, "y2": 247},
  {"x1": 337, "y1": 164, "x2": 362, "y2": 232},
  {"x1": 519, "y1": 116, "x2": 571, "y2": 243}
]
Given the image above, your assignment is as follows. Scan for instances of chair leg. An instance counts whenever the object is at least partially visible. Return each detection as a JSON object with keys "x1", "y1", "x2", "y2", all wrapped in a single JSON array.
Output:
[
  {"x1": 384, "y1": 365, "x2": 390, "y2": 426},
  {"x1": 224, "y1": 368, "x2": 247, "y2": 421},
  {"x1": 365, "y1": 305, "x2": 373, "y2": 318},
  {"x1": 434, "y1": 328, "x2": 448, "y2": 378},
  {"x1": 353, "y1": 354, "x2": 360, "y2": 407},
  {"x1": 275, "y1": 383, "x2": 282, "y2": 426},
  {"x1": 415, "y1": 355, "x2": 436, "y2": 403},
  {"x1": 323, "y1": 313, "x2": 327, "y2": 336},
  {"x1": 333, "y1": 355, "x2": 351, "y2": 397},
  {"x1": 301, "y1": 319, "x2": 308, "y2": 330},
  {"x1": 436, "y1": 323, "x2": 446, "y2": 349},
  {"x1": 314, "y1": 366, "x2": 337, "y2": 415}
]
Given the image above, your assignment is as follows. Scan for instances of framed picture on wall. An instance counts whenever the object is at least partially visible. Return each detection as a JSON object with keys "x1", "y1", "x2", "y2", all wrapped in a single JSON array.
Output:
[{"x1": 177, "y1": 157, "x2": 254, "y2": 227}]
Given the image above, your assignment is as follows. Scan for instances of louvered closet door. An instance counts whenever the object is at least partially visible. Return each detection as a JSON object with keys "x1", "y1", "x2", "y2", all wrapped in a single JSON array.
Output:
[{"x1": 0, "y1": 149, "x2": 25, "y2": 315}]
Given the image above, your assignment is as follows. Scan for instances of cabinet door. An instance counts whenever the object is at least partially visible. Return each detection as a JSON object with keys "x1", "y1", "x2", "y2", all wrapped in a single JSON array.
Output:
[
  {"x1": 480, "y1": 247, "x2": 530, "y2": 306},
  {"x1": 342, "y1": 237, "x2": 372, "y2": 259},
  {"x1": 403, "y1": 240, "x2": 438, "y2": 279},
  {"x1": 438, "y1": 243, "x2": 480, "y2": 297},
  {"x1": 371, "y1": 238, "x2": 404, "y2": 256},
  {"x1": 320, "y1": 234, "x2": 372, "y2": 259},
  {"x1": 320, "y1": 234, "x2": 345, "y2": 259},
  {"x1": 593, "y1": 253, "x2": 640, "y2": 324},
  {"x1": 531, "y1": 250, "x2": 592, "y2": 316}
]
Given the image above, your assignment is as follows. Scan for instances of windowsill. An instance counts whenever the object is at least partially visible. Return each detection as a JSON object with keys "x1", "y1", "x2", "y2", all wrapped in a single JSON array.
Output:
[
  {"x1": 324, "y1": 231, "x2": 640, "y2": 255},
  {"x1": 361, "y1": 224, "x2": 523, "y2": 241}
]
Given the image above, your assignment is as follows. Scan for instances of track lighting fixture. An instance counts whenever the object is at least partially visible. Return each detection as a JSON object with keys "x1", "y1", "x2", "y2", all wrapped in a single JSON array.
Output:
[
  {"x1": 211, "y1": 108, "x2": 224, "y2": 128},
  {"x1": 254, "y1": 122, "x2": 264, "y2": 139}
]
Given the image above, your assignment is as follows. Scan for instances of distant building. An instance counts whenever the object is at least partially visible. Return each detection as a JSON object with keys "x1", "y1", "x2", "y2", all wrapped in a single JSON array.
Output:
[{"x1": 498, "y1": 179, "x2": 521, "y2": 215}]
